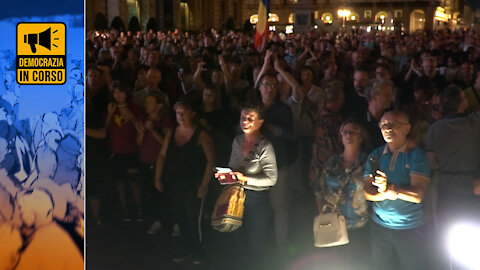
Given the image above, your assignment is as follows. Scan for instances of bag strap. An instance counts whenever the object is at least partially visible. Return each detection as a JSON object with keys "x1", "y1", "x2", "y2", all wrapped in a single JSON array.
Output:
[
  {"x1": 238, "y1": 135, "x2": 263, "y2": 172},
  {"x1": 226, "y1": 135, "x2": 263, "y2": 190},
  {"x1": 322, "y1": 153, "x2": 366, "y2": 213}
]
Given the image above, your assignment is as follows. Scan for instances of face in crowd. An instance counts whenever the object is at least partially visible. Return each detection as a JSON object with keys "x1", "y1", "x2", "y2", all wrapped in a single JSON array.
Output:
[
  {"x1": 354, "y1": 70, "x2": 369, "y2": 95},
  {"x1": 240, "y1": 109, "x2": 263, "y2": 135},
  {"x1": 112, "y1": 88, "x2": 127, "y2": 105},
  {"x1": 378, "y1": 111, "x2": 411, "y2": 144},
  {"x1": 259, "y1": 75, "x2": 278, "y2": 105},
  {"x1": 340, "y1": 122, "x2": 364, "y2": 150},
  {"x1": 174, "y1": 103, "x2": 195, "y2": 126}
]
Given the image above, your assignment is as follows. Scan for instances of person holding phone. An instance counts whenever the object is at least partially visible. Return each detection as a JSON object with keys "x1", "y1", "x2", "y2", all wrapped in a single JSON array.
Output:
[{"x1": 364, "y1": 110, "x2": 431, "y2": 270}]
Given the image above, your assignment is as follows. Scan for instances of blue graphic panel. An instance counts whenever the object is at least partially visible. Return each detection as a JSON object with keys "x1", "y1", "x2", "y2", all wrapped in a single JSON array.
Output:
[{"x1": 0, "y1": 2, "x2": 84, "y2": 269}]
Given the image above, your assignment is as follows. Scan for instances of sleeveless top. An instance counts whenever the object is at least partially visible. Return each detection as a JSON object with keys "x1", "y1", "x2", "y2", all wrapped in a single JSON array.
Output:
[{"x1": 163, "y1": 127, "x2": 206, "y2": 191}]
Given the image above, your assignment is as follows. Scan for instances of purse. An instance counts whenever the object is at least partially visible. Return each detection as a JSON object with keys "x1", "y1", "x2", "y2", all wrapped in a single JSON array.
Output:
[
  {"x1": 313, "y1": 173, "x2": 351, "y2": 248},
  {"x1": 211, "y1": 136, "x2": 264, "y2": 233},
  {"x1": 313, "y1": 207, "x2": 349, "y2": 247},
  {"x1": 211, "y1": 184, "x2": 245, "y2": 232}
]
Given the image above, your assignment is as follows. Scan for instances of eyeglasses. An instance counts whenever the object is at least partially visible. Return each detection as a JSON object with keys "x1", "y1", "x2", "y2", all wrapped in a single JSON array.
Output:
[
  {"x1": 261, "y1": 82, "x2": 277, "y2": 89},
  {"x1": 340, "y1": 129, "x2": 360, "y2": 136},
  {"x1": 378, "y1": 121, "x2": 409, "y2": 130}
]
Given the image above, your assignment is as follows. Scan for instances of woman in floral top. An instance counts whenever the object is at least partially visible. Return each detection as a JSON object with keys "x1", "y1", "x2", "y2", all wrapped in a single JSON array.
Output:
[{"x1": 313, "y1": 119, "x2": 371, "y2": 269}]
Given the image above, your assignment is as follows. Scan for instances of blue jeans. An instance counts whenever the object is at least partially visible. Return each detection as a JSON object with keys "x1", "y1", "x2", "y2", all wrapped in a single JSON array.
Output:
[{"x1": 370, "y1": 221, "x2": 431, "y2": 270}]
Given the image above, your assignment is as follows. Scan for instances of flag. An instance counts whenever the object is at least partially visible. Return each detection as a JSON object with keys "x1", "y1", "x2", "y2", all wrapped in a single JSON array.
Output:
[{"x1": 254, "y1": 0, "x2": 269, "y2": 48}]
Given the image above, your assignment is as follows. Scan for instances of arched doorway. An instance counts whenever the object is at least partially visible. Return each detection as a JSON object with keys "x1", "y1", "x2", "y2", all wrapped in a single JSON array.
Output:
[
  {"x1": 375, "y1": 11, "x2": 388, "y2": 24},
  {"x1": 321, "y1": 12, "x2": 333, "y2": 24},
  {"x1": 410, "y1": 9, "x2": 425, "y2": 32}
]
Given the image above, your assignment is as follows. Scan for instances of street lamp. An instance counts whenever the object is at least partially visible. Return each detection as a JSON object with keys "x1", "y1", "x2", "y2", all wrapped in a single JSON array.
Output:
[{"x1": 338, "y1": 9, "x2": 351, "y2": 29}]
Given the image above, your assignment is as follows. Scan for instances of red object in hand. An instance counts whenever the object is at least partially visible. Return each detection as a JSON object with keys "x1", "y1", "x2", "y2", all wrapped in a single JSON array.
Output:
[{"x1": 216, "y1": 173, "x2": 238, "y2": 185}]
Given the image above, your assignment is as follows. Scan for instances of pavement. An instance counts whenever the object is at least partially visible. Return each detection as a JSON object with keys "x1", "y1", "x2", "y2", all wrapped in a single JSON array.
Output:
[{"x1": 86, "y1": 188, "x2": 346, "y2": 270}]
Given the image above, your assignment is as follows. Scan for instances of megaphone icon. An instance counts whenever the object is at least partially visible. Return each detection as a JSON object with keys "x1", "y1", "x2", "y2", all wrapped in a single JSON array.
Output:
[{"x1": 24, "y1": 27, "x2": 51, "y2": 53}]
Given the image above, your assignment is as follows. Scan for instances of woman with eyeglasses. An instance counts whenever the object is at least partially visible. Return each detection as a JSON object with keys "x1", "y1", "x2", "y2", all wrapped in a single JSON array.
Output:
[{"x1": 312, "y1": 119, "x2": 371, "y2": 269}]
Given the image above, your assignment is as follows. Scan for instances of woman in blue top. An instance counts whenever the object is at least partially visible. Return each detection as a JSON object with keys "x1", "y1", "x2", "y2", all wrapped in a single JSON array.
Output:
[{"x1": 313, "y1": 119, "x2": 371, "y2": 270}]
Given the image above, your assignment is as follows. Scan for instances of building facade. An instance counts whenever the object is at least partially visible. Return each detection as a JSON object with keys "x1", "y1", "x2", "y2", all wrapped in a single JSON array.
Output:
[{"x1": 86, "y1": 0, "x2": 473, "y2": 33}]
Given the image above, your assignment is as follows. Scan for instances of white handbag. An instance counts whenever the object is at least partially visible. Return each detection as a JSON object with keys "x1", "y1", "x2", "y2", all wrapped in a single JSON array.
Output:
[
  {"x1": 313, "y1": 211, "x2": 349, "y2": 247},
  {"x1": 313, "y1": 173, "x2": 351, "y2": 248}
]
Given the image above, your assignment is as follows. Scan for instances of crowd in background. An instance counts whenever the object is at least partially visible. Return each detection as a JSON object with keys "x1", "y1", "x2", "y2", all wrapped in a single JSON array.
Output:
[{"x1": 85, "y1": 26, "x2": 480, "y2": 269}]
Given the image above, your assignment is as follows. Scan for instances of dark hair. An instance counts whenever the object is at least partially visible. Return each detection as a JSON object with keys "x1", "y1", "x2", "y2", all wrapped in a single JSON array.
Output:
[
  {"x1": 413, "y1": 76, "x2": 436, "y2": 97},
  {"x1": 136, "y1": 64, "x2": 149, "y2": 74},
  {"x1": 440, "y1": 84, "x2": 463, "y2": 114},
  {"x1": 240, "y1": 102, "x2": 265, "y2": 120},
  {"x1": 354, "y1": 65, "x2": 370, "y2": 76},
  {"x1": 256, "y1": 72, "x2": 278, "y2": 89},
  {"x1": 202, "y1": 84, "x2": 222, "y2": 110},
  {"x1": 110, "y1": 80, "x2": 132, "y2": 103},
  {"x1": 147, "y1": 91, "x2": 168, "y2": 107},
  {"x1": 87, "y1": 65, "x2": 103, "y2": 76}
]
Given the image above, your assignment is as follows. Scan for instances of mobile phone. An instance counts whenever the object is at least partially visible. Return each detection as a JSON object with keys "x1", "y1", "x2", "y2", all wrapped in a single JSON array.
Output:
[
  {"x1": 214, "y1": 167, "x2": 232, "y2": 173},
  {"x1": 368, "y1": 156, "x2": 380, "y2": 178}
]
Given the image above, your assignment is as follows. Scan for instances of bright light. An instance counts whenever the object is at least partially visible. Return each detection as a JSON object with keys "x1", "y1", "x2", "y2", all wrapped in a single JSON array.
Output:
[
  {"x1": 351, "y1": 15, "x2": 356, "y2": 20},
  {"x1": 286, "y1": 25, "x2": 294, "y2": 34},
  {"x1": 337, "y1": 9, "x2": 351, "y2": 17},
  {"x1": 367, "y1": 26, "x2": 371, "y2": 32},
  {"x1": 250, "y1": 14, "x2": 259, "y2": 24},
  {"x1": 269, "y1": 25, "x2": 276, "y2": 31},
  {"x1": 268, "y1": 13, "x2": 280, "y2": 23},
  {"x1": 314, "y1": 25, "x2": 318, "y2": 29},
  {"x1": 447, "y1": 223, "x2": 480, "y2": 269},
  {"x1": 377, "y1": 25, "x2": 382, "y2": 30},
  {"x1": 326, "y1": 16, "x2": 331, "y2": 21},
  {"x1": 380, "y1": 15, "x2": 385, "y2": 20}
]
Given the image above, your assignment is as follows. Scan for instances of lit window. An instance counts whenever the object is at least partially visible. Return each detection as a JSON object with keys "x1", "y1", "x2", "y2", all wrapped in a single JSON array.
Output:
[
  {"x1": 268, "y1": 13, "x2": 280, "y2": 23},
  {"x1": 364, "y1": 10, "x2": 371, "y2": 19},
  {"x1": 288, "y1": 13, "x2": 295, "y2": 24},
  {"x1": 286, "y1": 25, "x2": 294, "y2": 34}
]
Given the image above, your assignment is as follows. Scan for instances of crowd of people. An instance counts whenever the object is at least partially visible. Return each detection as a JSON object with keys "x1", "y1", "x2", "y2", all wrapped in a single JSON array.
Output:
[{"x1": 86, "y1": 26, "x2": 480, "y2": 270}]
